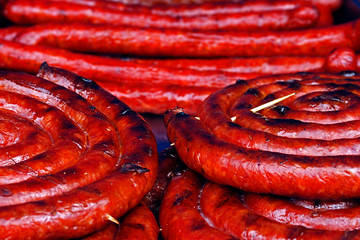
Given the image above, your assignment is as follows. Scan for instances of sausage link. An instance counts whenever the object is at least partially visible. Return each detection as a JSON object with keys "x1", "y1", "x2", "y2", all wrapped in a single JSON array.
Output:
[
  {"x1": 0, "y1": 92, "x2": 86, "y2": 185},
  {"x1": 115, "y1": 203, "x2": 159, "y2": 240},
  {"x1": 243, "y1": 193, "x2": 360, "y2": 231},
  {"x1": 1, "y1": 20, "x2": 359, "y2": 57},
  {"x1": 143, "y1": 147, "x2": 186, "y2": 214},
  {"x1": 4, "y1": 0, "x2": 322, "y2": 31},
  {"x1": 80, "y1": 223, "x2": 119, "y2": 240},
  {"x1": 102, "y1": 82, "x2": 218, "y2": 115},
  {"x1": 0, "y1": 39, "x2": 260, "y2": 88},
  {"x1": 127, "y1": 48, "x2": 360, "y2": 73},
  {"x1": 85, "y1": 147, "x2": 182, "y2": 240},
  {"x1": 74, "y1": 0, "x2": 342, "y2": 11},
  {"x1": 0, "y1": 64, "x2": 158, "y2": 239},
  {"x1": 200, "y1": 180, "x2": 356, "y2": 239},
  {"x1": 45, "y1": 0, "x2": 324, "y2": 17},
  {"x1": 130, "y1": 56, "x2": 326, "y2": 74},
  {"x1": 198, "y1": 73, "x2": 360, "y2": 156},
  {"x1": 160, "y1": 169, "x2": 354, "y2": 239},
  {"x1": 82, "y1": 203, "x2": 159, "y2": 240},
  {"x1": 311, "y1": 0, "x2": 343, "y2": 10},
  {"x1": 0, "y1": 108, "x2": 53, "y2": 167},
  {"x1": 164, "y1": 72, "x2": 360, "y2": 200},
  {"x1": 0, "y1": 39, "x2": 358, "y2": 116},
  {"x1": 324, "y1": 47, "x2": 358, "y2": 73},
  {"x1": 0, "y1": 40, "x2": 217, "y2": 114},
  {"x1": 159, "y1": 169, "x2": 236, "y2": 240},
  {"x1": 1, "y1": 37, "x2": 356, "y2": 118},
  {"x1": 0, "y1": 71, "x2": 119, "y2": 206},
  {"x1": 1, "y1": 39, "x2": 352, "y2": 89},
  {"x1": 53, "y1": 0, "x2": 242, "y2": 7}
]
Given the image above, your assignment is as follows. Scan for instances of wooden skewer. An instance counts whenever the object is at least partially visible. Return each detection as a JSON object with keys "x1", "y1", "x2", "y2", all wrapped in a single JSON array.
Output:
[
  {"x1": 106, "y1": 214, "x2": 120, "y2": 225},
  {"x1": 231, "y1": 92, "x2": 295, "y2": 121},
  {"x1": 250, "y1": 92, "x2": 295, "y2": 113}
]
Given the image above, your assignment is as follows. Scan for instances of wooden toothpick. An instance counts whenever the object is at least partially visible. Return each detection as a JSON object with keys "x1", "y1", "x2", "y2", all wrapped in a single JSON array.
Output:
[
  {"x1": 106, "y1": 214, "x2": 120, "y2": 225},
  {"x1": 250, "y1": 93, "x2": 295, "y2": 113}
]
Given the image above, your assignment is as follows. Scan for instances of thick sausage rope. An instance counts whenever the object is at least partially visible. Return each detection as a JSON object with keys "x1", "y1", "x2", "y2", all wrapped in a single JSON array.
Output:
[
  {"x1": 165, "y1": 71, "x2": 360, "y2": 200},
  {"x1": 160, "y1": 170, "x2": 359, "y2": 239},
  {"x1": 0, "y1": 63, "x2": 158, "y2": 239}
]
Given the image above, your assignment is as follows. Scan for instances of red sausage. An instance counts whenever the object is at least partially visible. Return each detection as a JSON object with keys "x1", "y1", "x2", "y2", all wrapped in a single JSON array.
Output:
[
  {"x1": 0, "y1": 92, "x2": 86, "y2": 185},
  {"x1": 0, "y1": 64, "x2": 158, "y2": 239},
  {"x1": 115, "y1": 203, "x2": 159, "y2": 240},
  {"x1": 0, "y1": 39, "x2": 358, "y2": 116},
  {"x1": 200, "y1": 180, "x2": 356, "y2": 239},
  {"x1": 74, "y1": 0, "x2": 342, "y2": 11},
  {"x1": 45, "y1": 0, "x2": 323, "y2": 17},
  {"x1": 102, "y1": 82, "x2": 218, "y2": 115},
  {"x1": 0, "y1": 71, "x2": 119, "y2": 206},
  {"x1": 243, "y1": 193, "x2": 360, "y2": 231},
  {"x1": 0, "y1": 40, "x2": 217, "y2": 114},
  {"x1": 85, "y1": 148, "x2": 181, "y2": 240},
  {"x1": 0, "y1": 39, "x2": 260, "y2": 88},
  {"x1": 130, "y1": 56, "x2": 327, "y2": 74},
  {"x1": 1, "y1": 20, "x2": 359, "y2": 57},
  {"x1": 82, "y1": 203, "x2": 159, "y2": 240},
  {"x1": 311, "y1": 0, "x2": 343, "y2": 10},
  {"x1": 200, "y1": 182, "x2": 351, "y2": 239},
  {"x1": 143, "y1": 147, "x2": 186, "y2": 214},
  {"x1": 125, "y1": 49, "x2": 360, "y2": 74},
  {"x1": 4, "y1": 0, "x2": 322, "y2": 31},
  {"x1": 0, "y1": 110, "x2": 53, "y2": 168},
  {"x1": 197, "y1": 73, "x2": 360, "y2": 156},
  {"x1": 160, "y1": 169, "x2": 353, "y2": 240},
  {"x1": 164, "y1": 72, "x2": 360, "y2": 200},
  {"x1": 324, "y1": 47, "x2": 358, "y2": 73},
  {"x1": 159, "y1": 169, "x2": 236, "y2": 240}
]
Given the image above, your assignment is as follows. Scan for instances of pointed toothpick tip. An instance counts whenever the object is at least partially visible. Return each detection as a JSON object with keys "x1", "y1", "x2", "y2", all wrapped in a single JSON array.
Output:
[
  {"x1": 250, "y1": 93, "x2": 295, "y2": 113},
  {"x1": 106, "y1": 214, "x2": 120, "y2": 225}
]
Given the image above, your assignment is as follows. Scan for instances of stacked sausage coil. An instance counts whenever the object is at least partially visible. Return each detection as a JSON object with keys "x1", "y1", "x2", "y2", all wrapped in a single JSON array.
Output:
[
  {"x1": 160, "y1": 169, "x2": 360, "y2": 239},
  {"x1": 162, "y1": 71, "x2": 360, "y2": 238},
  {"x1": 0, "y1": 63, "x2": 158, "y2": 239}
]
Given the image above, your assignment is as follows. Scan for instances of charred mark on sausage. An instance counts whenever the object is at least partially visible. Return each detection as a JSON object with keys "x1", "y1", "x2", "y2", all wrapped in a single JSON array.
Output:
[
  {"x1": 121, "y1": 162, "x2": 149, "y2": 174},
  {"x1": 272, "y1": 105, "x2": 290, "y2": 115},
  {"x1": 172, "y1": 189, "x2": 192, "y2": 207}
]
